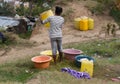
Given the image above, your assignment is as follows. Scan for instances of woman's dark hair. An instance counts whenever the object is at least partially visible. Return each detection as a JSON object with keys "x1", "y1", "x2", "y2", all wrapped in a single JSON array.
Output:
[{"x1": 55, "y1": 6, "x2": 63, "y2": 15}]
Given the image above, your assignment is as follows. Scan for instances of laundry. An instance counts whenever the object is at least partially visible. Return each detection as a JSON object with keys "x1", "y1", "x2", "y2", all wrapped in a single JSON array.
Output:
[
  {"x1": 0, "y1": 32, "x2": 6, "y2": 43},
  {"x1": 61, "y1": 67, "x2": 90, "y2": 79}
]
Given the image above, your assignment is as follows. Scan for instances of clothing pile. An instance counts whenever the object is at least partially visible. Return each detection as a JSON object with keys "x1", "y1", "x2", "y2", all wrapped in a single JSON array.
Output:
[
  {"x1": 0, "y1": 32, "x2": 6, "y2": 43},
  {"x1": 61, "y1": 67, "x2": 90, "y2": 79}
]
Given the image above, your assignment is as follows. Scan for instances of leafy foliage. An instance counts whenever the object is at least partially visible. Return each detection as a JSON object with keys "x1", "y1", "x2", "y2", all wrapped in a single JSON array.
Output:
[
  {"x1": 0, "y1": 2, "x2": 15, "y2": 16},
  {"x1": 110, "y1": 7, "x2": 120, "y2": 25},
  {"x1": 89, "y1": 0, "x2": 116, "y2": 15},
  {"x1": 17, "y1": 0, "x2": 56, "y2": 16}
]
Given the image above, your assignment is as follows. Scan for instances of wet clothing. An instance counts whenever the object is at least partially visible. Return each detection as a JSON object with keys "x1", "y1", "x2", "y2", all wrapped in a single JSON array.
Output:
[
  {"x1": 0, "y1": 32, "x2": 6, "y2": 43},
  {"x1": 0, "y1": 32, "x2": 4, "y2": 38}
]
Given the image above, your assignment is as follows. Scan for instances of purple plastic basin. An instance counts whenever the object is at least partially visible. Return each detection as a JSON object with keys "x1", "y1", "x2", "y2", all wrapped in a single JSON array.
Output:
[
  {"x1": 63, "y1": 49, "x2": 83, "y2": 55},
  {"x1": 63, "y1": 49, "x2": 83, "y2": 61}
]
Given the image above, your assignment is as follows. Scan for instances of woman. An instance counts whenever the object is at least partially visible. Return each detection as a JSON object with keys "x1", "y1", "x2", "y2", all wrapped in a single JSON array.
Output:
[{"x1": 41, "y1": 6, "x2": 64, "y2": 64}]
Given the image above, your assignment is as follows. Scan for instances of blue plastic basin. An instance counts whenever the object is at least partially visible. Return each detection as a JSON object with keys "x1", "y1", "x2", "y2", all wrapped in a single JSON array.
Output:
[{"x1": 75, "y1": 55, "x2": 94, "y2": 67}]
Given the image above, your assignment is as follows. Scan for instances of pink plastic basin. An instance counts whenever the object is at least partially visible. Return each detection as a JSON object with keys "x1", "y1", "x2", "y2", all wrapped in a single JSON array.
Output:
[
  {"x1": 63, "y1": 49, "x2": 83, "y2": 55},
  {"x1": 63, "y1": 49, "x2": 83, "y2": 61}
]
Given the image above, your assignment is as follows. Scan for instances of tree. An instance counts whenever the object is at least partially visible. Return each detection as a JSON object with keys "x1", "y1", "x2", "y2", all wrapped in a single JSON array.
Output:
[
  {"x1": 0, "y1": 2, "x2": 15, "y2": 16},
  {"x1": 21, "y1": 0, "x2": 33, "y2": 16},
  {"x1": 19, "y1": 0, "x2": 55, "y2": 16},
  {"x1": 21, "y1": 0, "x2": 46, "y2": 15}
]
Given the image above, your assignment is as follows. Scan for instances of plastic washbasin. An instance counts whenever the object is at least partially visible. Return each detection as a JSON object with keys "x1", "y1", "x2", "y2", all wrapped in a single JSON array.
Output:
[
  {"x1": 31, "y1": 55, "x2": 52, "y2": 69},
  {"x1": 75, "y1": 55, "x2": 94, "y2": 67},
  {"x1": 63, "y1": 49, "x2": 83, "y2": 61}
]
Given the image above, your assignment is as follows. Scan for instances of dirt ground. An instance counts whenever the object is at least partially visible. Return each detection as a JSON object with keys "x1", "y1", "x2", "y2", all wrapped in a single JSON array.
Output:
[{"x1": 0, "y1": 0, "x2": 120, "y2": 83}]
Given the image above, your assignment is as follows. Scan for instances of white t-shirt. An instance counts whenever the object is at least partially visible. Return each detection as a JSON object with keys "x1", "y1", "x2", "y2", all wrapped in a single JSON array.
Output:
[{"x1": 43, "y1": 15, "x2": 64, "y2": 38}]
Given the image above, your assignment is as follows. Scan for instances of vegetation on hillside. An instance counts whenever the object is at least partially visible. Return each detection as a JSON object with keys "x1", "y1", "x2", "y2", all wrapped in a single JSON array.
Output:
[
  {"x1": 0, "y1": 0, "x2": 120, "y2": 26},
  {"x1": 0, "y1": 2, "x2": 15, "y2": 16},
  {"x1": 86, "y1": 0, "x2": 120, "y2": 25}
]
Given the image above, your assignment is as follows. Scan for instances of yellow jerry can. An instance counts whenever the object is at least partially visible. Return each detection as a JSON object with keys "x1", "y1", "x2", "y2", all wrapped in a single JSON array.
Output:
[
  {"x1": 80, "y1": 60, "x2": 94, "y2": 77},
  {"x1": 80, "y1": 18, "x2": 88, "y2": 31},
  {"x1": 74, "y1": 18, "x2": 81, "y2": 30},
  {"x1": 88, "y1": 18, "x2": 94, "y2": 30},
  {"x1": 40, "y1": 10, "x2": 54, "y2": 28}
]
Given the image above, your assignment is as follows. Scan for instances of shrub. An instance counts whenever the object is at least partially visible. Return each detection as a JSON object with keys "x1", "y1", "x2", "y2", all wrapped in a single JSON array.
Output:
[
  {"x1": 16, "y1": 0, "x2": 56, "y2": 16},
  {"x1": 109, "y1": 7, "x2": 120, "y2": 25},
  {"x1": 0, "y1": 2, "x2": 15, "y2": 16},
  {"x1": 89, "y1": 3, "x2": 105, "y2": 15},
  {"x1": 16, "y1": 5, "x2": 29, "y2": 16},
  {"x1": 89, "y1": 0, "x2": 115, "y2": 15}
]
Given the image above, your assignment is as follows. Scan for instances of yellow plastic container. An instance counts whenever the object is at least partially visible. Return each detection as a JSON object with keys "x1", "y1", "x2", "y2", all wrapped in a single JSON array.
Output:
[
  {"x1": 40, "y1": 50, "x2": 58, "y2": 61},
  {"x1": 80, "y1": 19, "x2": 88, "y2": 31},
  {"x1": 80, "y1": 60, "x2": 94, "y2": 77},
  {"x1": 88, "y1": 18, "x2": 94, "y2": 30},
  {"x1": 40, "y1": 10, "x2": 54, "y2": 28},
  {"x1": 74, "y1": 18, "x2": 81, "y2": 30}
]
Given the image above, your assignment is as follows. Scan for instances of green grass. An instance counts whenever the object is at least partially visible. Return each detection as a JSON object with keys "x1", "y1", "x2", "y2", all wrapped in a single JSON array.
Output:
[
  {"x1": 0, "y1": 59, "x2": 39, "y2": 83},
  {"x1": 33, "y1": 71, "x2": 120, "y2": 84},
  {"x1": 0, "y1": 58, "x2": 78, "y2": 83},
  {"x1": 0, "y1": 38, "x2": 120, "y2": 83},
  {"x1": 18, "y1": 31, "x2": 32, "y2": 39},
  {"x1": 63, "y1": 38, "x2": 120, "y2": 80},
  {"x1": 0, "y1": 32, "x2": 36, "y2": 50},
  {"x1": 64, "y1": 38, "x2": 120, "y2": 59}
]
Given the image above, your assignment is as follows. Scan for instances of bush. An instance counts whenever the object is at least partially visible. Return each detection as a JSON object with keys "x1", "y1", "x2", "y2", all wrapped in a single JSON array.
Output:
[
  {"x1": 89, "y1": 3, "x2": 105, "y2": 15},
  {"x1": 110, "y1": 7, "x2": 120, "y2": 25},
  {"x1": 16, "y1": 0, "x2": 56, "y2": 16},
  {"x1": 89, "y1": 0, "x2": 115, "y2": 15},
  {"x1": 16, "y1": 5, "x2": 50, "y2": 16},
  {"x1": 16, "y1": 5, "x2": 29, "y2": 16},
  {"x1": 0, "y1": 2, "x2": 15, "y2": 16}
]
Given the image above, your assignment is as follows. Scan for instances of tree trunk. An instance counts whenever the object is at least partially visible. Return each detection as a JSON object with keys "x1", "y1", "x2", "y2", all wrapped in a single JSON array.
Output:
[{"x1": 29, "y1": 1, "x2": 33, "y2": 16}]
